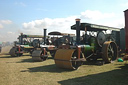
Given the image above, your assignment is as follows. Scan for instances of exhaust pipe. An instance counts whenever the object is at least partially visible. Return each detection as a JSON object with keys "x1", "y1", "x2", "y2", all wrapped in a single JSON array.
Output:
[
  {"x1": 75, "y1": 19, "x2": 81, "y2": 44},
  {"x1": 124, "y1": 9, "x2": 128, "y2": 51},
  {"x1": 20, "y1": 33, "x2": 23, "y2": 45},
  {"x1": 68, "y1": 34, "x2": 70, "y2": 44},
  {"x1": 43, "y1": 29, "x2": 47, "y2": 45}
]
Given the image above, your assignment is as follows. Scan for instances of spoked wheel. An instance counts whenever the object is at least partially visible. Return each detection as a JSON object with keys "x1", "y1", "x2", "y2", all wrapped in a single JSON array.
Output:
[
  {"x1": 71, "y1": 50, "x2": 84, "y2": 69},
  {"x1": 32, "y1": 50, "x2": 48, "y2": 62},
  {"x1": 102, "y1": 41, "x2": 118, "y2": 63}
]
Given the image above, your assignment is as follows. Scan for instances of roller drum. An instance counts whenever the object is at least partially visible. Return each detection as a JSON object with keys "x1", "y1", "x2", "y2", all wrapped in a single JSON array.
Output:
[
  {"x1": 9, "y1": 47, "x2": 17, "y2": 57},
  {"x1": 32, "y1": 50, "x2": 48, "y2": 61},
  {"x1": 9, "y1": 47, "x2": 23, "y2": 57},
  {"x1": 54, "y1": 49, "x2": 84, "y2": 70}
]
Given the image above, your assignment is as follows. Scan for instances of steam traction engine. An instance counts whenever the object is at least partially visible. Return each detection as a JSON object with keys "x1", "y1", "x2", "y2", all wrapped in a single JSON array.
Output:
[
  {"x1": 54, "y1": 19, "x2": 119, "y2": 70},
  {"x1": 31, "y1": 30, "x2": 75, "y2": 61},
  {"x1": 31, "y1": 29, "x2": 56, "y2": 61},
  {"x1": 9, "y1": 33, "x2": 44, "y2": 57}
]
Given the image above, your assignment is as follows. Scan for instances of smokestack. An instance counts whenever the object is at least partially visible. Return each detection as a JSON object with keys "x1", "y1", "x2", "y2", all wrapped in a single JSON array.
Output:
[
  {"x1": 68, "y1": 34, "x2": 70, "y2": 44},
  {"x1": 124, "y1": 9, "x2": 128, "y2": 51},
  {"x1": 20, "y1": 33, "x2": 23, "y2": 45},
  {"x1": 75, "y1": 18, "x2": 81, "y2": 44},
  {"x1": 43, "y1": 29, "x2": 47, "y2": 45}
]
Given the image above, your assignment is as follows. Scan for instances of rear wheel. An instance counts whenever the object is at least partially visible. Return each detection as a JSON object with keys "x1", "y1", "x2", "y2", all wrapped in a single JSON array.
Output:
[
  {"x1": 71, "y1": 50, "x2": 84, "y2": 69},
  {"x1": 102, "y1": 41, "x2": 118, "y2": 63}
]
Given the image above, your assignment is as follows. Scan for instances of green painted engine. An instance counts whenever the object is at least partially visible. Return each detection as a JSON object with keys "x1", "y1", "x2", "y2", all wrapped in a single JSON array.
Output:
[
  {"x1": 54, "y1": 19, "x2": 119, "y2": 70},
  {"x1": 9, "y1": 33, "x2": 44, "y2": 57}
]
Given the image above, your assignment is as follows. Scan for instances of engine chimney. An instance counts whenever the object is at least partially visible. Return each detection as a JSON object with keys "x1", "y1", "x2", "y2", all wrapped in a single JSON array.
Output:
[
  {"x1": 75, "y1": 18, "x2": 81, "y2": 44},
  {"x1": 43, "y1": 29, "x2": 47, "y2": 45},
  {"x1": 20, "y1": 33, "x2": 23, "y2": 45},
  {"x1": 124, "y1": 9, "x2": 128, "y2": 51}
]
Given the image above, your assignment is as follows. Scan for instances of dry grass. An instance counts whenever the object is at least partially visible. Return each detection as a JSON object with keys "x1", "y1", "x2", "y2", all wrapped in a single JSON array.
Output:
[{"x1": 0, "y1": 53, "x2": 128, "y2": 85}]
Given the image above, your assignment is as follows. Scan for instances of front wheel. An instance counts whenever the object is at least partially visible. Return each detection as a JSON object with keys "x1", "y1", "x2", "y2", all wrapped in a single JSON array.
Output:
[{"x1": 9, "y1": 47, "x2": 23, "y2": 57}]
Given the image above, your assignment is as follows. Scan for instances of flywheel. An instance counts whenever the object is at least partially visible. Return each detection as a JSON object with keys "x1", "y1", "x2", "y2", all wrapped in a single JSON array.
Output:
[
  {"x1": 102, "y1": 41, "x2": 118, "y2": 63},
  {"x1": 97, "y1": 31, "x2": 106, "y2": 47},
  {"x1": 32, "y1": 39, "x2": 40, "y2": 48}
]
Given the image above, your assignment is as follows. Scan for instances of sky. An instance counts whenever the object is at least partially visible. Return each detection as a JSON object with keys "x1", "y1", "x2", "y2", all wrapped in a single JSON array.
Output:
[{"x1": 0, "y1": 0, "x2": 128, "y2": 42}]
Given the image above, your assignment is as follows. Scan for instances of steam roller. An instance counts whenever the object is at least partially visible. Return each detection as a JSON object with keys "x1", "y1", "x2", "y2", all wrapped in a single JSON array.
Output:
[
  {"x1": 31, "y1": 28, "x2": 76, "y2": 62},
  {"x1": 9, "y1": 31, "x2": 45, "y2": 57},
  {"x1": 54, "y1": 18, "x2": 119, "y2": 70},
  {"x1": 31, "y1": 28, "x2": 57, "y2": 61}
]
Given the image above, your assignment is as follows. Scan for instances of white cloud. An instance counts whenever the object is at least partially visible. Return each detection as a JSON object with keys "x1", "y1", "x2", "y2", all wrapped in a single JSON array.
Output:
[
  {"x1": 22, "y1": 10, "x2": 123, "y2": 37},
  {"x1": 0, "y1": 20, "x2": 12, "y2": 24},
  {"x1": 7, "y1": 31, "x2": 14, "y2": 34},
  {"x1": 0, "y1": 20, "x2": 13, "y2": 29},
  {"x1": 0, "y1": 34, "x2": 3, "y2": 38},
  {"x1": 0, "y1": 10, "x2": 124, "y2": 42},
  {"x1": 36, "y1": 8, "x2": 49, "y2": 11},
  {"x1": 80, "y1": 10, "x2": 115, "y2": 21},
  {"x1": 22, "y1": 16, "x2": 77, "y2": 35},
  {"x1": 103, "y1": 18, "x2": 124, "y2": 28},
  {"x1": 0, "y1": 31, "x2": 18, "y2": 42},
  {"x1": 14, "y1": 2, "x2": 26, "y2": 7},
  {"x1": 0, "y1": 20, "x2": 19, "y2": 42},
  {"x1": 0, "y1": 24, "x2": 3, "y2": 29},
  {"x1": 121, "y1": 2, "x2": 128, "y2": 7}
]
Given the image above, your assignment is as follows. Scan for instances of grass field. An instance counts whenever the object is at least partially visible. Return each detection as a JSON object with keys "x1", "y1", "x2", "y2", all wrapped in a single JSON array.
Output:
[{"x1": 0, "y1": 53, "x2": 128, "y2": 85}]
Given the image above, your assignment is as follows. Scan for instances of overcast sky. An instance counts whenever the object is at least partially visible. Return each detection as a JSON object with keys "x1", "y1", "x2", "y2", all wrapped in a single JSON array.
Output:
[{"x1": 0, "y1": 0, "x2": 128, "y2": 42}]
